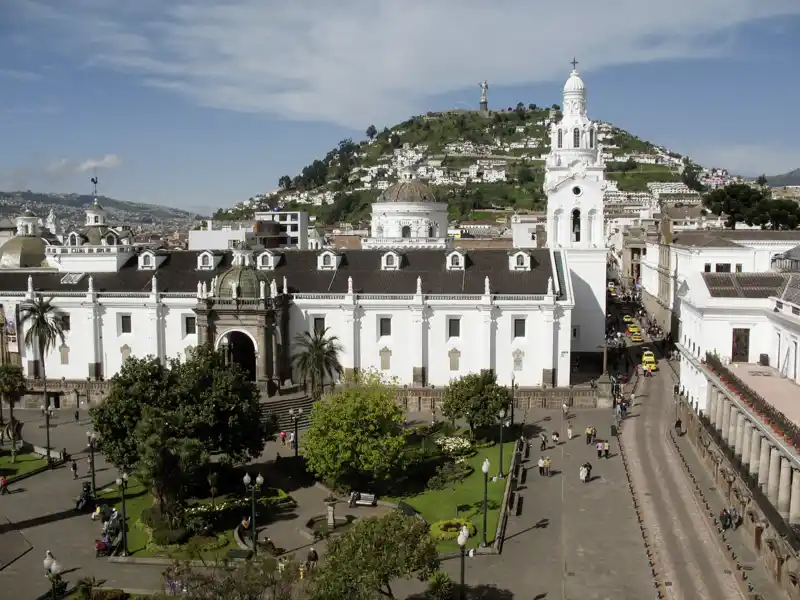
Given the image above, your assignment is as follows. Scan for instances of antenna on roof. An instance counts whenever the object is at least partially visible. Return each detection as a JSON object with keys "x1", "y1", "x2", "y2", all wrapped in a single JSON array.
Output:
[{"x1": 90, "y1": 170, "x2": 99, "y2": 196}]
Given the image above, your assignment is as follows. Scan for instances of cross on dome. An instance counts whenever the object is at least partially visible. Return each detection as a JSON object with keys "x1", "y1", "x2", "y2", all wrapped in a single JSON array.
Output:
[{"x1": 570, "y1": 57, "x2": 579, "y2": 71}]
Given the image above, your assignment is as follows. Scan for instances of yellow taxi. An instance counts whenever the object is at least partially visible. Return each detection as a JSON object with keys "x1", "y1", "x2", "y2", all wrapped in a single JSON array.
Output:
[
  {"x1": 642, "y1": 351, "x2": 658, "y2": 371},
  {"x1": 631, "y1": 333, "x2": 643, "y2": 342},
  {"x1": 622, "y1": 315, "x2": 633, "y2": 323},
  {"x1": 627, "y1": 325, "x2": 639, "y2": 335}
]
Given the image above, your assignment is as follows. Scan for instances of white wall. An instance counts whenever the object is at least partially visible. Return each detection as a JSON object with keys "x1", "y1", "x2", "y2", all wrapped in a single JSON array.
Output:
[{"x1": 565, "y1": 249, "x2": 607, "y2": 353}]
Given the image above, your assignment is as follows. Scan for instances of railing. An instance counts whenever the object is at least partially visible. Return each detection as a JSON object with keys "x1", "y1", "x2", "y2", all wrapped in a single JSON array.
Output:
[
  {"x1": 695, "y1": 407, "x2": 800, "y2": 550},
  {"x1": 705, "y1": 352, "x2": 800, "y2": 449}
]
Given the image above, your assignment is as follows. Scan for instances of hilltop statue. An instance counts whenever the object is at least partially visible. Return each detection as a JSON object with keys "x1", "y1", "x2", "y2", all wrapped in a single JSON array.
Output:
[{"x1": 479, "y1": 80, "x2": 488, "y2": 103}]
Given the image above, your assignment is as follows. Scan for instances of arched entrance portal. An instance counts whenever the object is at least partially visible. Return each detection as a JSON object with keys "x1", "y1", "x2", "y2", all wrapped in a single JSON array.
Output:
[{"x1": 218, "y1": 331, "x2": 257, "y2": 381}]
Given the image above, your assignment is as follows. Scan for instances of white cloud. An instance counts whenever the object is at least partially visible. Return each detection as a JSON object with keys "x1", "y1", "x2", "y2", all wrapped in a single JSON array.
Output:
[
  {"x1": 0, "y1": 69, "x2": 42, "y2": 82},
  {"x1": 690, "y1": 144, "x2": 800, "y2": 177},
  {"x1": 15, "y1": 1, "x2": 800, "y2": 128},
  {"x1": 77, "y1": 154, "x2": 122, "y2": 172}
]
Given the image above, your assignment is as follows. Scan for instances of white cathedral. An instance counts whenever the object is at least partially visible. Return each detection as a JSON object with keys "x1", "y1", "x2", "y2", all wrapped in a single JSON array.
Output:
[{"x1": 0, "y1": 66, "x2": 608, "y2": 406}]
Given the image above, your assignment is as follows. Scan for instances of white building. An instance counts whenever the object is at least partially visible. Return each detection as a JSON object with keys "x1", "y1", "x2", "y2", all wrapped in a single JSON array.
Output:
[
  {"x1": 0, "y1": 66, "x2": 610, "y2": 407},
  {"x1": 189, "y1": 211, "x2": 310, "y2": 251}
]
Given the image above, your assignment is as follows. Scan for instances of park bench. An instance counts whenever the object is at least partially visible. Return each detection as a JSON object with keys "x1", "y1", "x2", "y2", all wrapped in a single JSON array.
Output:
[{"x1": 349, "y1": 491, "x2": 377, "y2": 507}]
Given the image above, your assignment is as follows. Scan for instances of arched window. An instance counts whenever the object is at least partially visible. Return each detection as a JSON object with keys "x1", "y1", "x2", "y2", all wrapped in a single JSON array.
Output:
[
  {"x1": 93, "y1": 216, "x2": 99, "y2": 224},
  {"x1": 142, "y1": 254, "x2": 151, "y2": 266},
  {"x1": 401, "y1": 226, "x2": 411, "y2": 238},
  {"x1": 105, "y1": 234, "x2": 116, "y2": 246},
  {"x1": 385, "y1": 254, "x2": 395, "y2": 266},
  {"x1": 589, "y1": 129, "x2": 595, "y2": 148},
  {"x1": 557, "y1": 130, "x2": 563, "y2": 149},
  {"x1": 451, "y1": 255, "x2": 460, "y2": 267},
  {"x1": 573, "y1": 128, "x2": 580, "y2": 148},
  {"x1": 516, "y1": 254, "x2": 525, "y2": 266},
  {"x1": 261, "y1": 255, "x2": 269, "y2": 266},
  {"x1": 571, "y1": 209, "x2": 581, "y2": 243},
  {"x1": 201, "y1": 254, "x2": 210, "y2": 267},
  {"x1": 70, "y1": 233, "x2": 78, "y2": 246},
  {"x1": 323, "y1": 254, "x2": 332, "y2": 266},
  {"x1": 428, "y1": 225, "x2": 434, "y2": 238}
]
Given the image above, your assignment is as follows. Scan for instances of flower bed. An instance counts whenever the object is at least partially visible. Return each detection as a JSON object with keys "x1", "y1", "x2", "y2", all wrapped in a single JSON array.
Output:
[
  {"x1": 435, "y1": 436, "x2": 474, "y2": 457},
  {"x1": 429, "y1": 518, "x2": 478, "y2": 541},
  {"x1": 185, "y1": 488, "x2": 292, "y2": 517}
]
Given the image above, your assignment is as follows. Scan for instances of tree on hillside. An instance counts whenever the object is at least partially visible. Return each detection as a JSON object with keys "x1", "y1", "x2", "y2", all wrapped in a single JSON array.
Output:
[
  {"x1": 365, "y1": 124, "x2": 377, "y2": 140},
  {"x1": 528, "y1": 103, "x2": 538, "y2": 110},
  {"x1": 756, "y1": 174, "x2": 768, "y2": 188},
  {"x1": 441, "y1": 371, "x2": 509, "y2": 438},
  {"x1": 92, "y1": 345, "x2": 268, "y2": 471},
  {"x1": 292, "y1": 327, "x2": 343, "y2": 400},
  {"x1": 681, "y1": 162, "x2": 705, "y2": 192},
  {"x1": 310, "y1": 511, "x2": 438, "y2": 600},
  {"x1": 0, "y1": 364, "x2": 25, "y2": 462},
  {"x1": 278, "y1": 175, "x2": 292, "y2": 190},
  {"x1": 20, "y1": 296, "x2": 66, "y2": 467},
  {"x1": 389, "y1": 134, "x2": 402, "y2": 149},
  {"x1": 702, "y1": 183, "x2": 767, "y2": 229},
  {"x1": 301, "y1": 370, "x2": 406, "y2": 488}
]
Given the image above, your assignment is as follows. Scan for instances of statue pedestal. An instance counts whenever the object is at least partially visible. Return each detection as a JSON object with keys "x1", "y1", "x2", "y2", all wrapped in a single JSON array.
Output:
[
  {"x1": 596, "y1": 373, "x2": 613, "y2": 409},
  {"x1": 479, "y1": 101, "x2": 488, "y2": 116}
]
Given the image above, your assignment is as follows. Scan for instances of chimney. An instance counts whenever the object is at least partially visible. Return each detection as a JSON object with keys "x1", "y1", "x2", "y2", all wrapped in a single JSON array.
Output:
[{"x1": 535, "y1": 224, "x2": 547, "y2": 248}]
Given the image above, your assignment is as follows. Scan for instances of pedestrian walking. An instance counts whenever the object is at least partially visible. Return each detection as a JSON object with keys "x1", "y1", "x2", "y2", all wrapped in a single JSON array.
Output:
[
  {"x1": 551, "y1": 430, "x2": 560, "y2": 445},
  {"x1": 730, "y1": 507, "x2": 739, "y2": 530},
  {"x1": 70, "y1": 460, "x2": 78, "y2": 480},
  {"x1": 562, "y1": 402, "x2": 569, "y2": 419},
  {"x1": 86, "y1": 454, "x2": 93, "y2": 477},
  {"x1": 584, "y1": 427, "x2": 592, "y2": 444},
  {"x1": 43, "y1": 550, "x2": 55, "y2": 576},
  {"x1": 288, "y1": 431, "x2": 295, "y2": 450},
  {"x1": 544, "y1": 457, "x2": 552, "y2": 477},
  {"x1": 583, "y1": 462, "x2": 593, "y2": 482},
  {"x1": 307, "y1": 547, "x2": 319, "y2": 570},
  {"x1": 567, "y1": 425, "x2": 573, "y2": 440},
  {"x1": 596, "y1": 440, "x2": 604, "y2": 459},
  {"x1": 74, "y1": 410, "x2": 79, "y2": 424},
  {"x1": 280, "y1": 431, "x2": 286, "y2": 446},
  {"x1": 579, "y1": 465, "x2": 587, "y2": 483},
  {"x1": 604, "y1": 440, "x2": 610, "y2": 459},
  {"x1": 0, "y1": 475, "x2": 9, "y2": 494},
  {"x1": 540, "y1": 433, "x2": 547, "y2": 451},
  {"x1": 537, "y1": 457, "x2": 545, "y2": 476},
  {"x1": 40, "y1": 404, "x2": 45, "y2": 417}
]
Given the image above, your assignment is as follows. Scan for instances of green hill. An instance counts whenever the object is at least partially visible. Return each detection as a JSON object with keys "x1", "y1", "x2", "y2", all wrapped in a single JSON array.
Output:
[
  {"x1": 767, "y1": 169, "x2": 800, "y2": 187},
  {"x1": 220, "y1": 104, "x2": 686, "y2": 224}
]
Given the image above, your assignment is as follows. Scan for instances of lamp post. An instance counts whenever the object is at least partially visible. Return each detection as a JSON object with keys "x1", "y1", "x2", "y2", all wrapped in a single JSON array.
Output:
[
  {"x1": 480, "y1": 458, "x2": 489, "y2": 547},
  {"x1": 457, "y1": 526, "x2": 469, "y2": 600},
  {"x1": 289, "y1": 408, "x2": 303, "y2": 458},
  {"x1": 43, "y1": 556, "x2": 62, "y2": 600},
  {"x1": 243, "y1": 472, "x2": 264, "y2": 555},
  {"x1": 509, "y1": 374, "x2": 515, "y2": 427},
  {"x1": 115, "y1": 472, "x2": 129, "y2": 556},
  {"x1": 86, "y1": 431, "x2": 98, "y2": 497},
  {"x1": 497, "y1": 409, "x2": 506, "y2": 479}
]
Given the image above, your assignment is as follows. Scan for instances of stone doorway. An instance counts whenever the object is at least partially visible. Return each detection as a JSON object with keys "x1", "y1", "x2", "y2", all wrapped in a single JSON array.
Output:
[
  {"x1": 732, "y1": 328, "x2": 750, "y2": 363},
  {"x1": 219, "y1": 330, "x2": 257, "y2": 381}
]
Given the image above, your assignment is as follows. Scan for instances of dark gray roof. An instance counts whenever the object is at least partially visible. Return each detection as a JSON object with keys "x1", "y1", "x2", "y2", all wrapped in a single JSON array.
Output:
[
  {"x1": 702, "y1": 272, "x2": 788, "y2": 298},
  {"x1": 378, "y1": 180, "x2": 439, "y2": 204},
  {"x1": 673, "y1": 229, "x2": 800, "y2": 248},
  {"x1": 0, "y1": 249, "x2": 554, "y2": 296},
  {"x1": 781, "y1": 274, "x2": 800, "y2": 305}
]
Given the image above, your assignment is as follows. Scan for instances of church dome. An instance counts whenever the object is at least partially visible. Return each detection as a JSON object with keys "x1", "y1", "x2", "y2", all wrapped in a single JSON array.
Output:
[
  {"x1": 217, "y1": 265, "x2": 270, "y2": 298},
  {"x1": 378, "y1": 180, "x2": 437, "y2": 204},
  {"x1": 0, "y1": 236, "x2": 48, "y2": 269},
  {"x1": 563, "y1": 70, "x2": 585, "y2": 93}
]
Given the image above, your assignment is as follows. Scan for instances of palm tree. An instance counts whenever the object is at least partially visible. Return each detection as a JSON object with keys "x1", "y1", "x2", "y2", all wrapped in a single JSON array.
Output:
[
  {"x1": 20, "y1": 296, "x2": 65, "y2": 467},
  {"x1": 292, "y1": 327, "x2": 343, "y2": 400},
  {"x1": 0, "y1": 364, "x2": 26, "y2": 462}
]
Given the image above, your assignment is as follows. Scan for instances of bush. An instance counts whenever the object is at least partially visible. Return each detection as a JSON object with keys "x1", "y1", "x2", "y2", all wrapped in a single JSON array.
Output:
[
  {"x1": 429, "y1": 518, "x2": 477, "y2": 541},
  {"x1": 426, "y1": 461, "x2": 473, "y2": 491},
  {"x1": 152, "y1": 526, "x2": 190, "y2": 546},
  {"x1": 92, "y1": 590, "x2": 130, "y2": 600},
  {"x1": 426, "y1": 571, "x2": 454, "y2": 600},
  {"x1": 474, "y1": 439, "x2": 496, "y2": 449},
  {"x1": 185, "y1": 514, "x2": 212, "y2": 536},
  {"x1": 140, "y1": 506, "x2": 163, "y2": 529}
]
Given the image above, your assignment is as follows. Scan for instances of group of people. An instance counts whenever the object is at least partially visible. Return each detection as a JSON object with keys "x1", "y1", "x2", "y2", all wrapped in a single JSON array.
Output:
[
  {"x1": 579, "y1": 462, "x2": 593, "y2": 483},
  {"x1": 536, "y1": 456, "x2": 554, "y2": 477},
  {"x1": 720, "y1": 506, "x2": 741, "y2": 530},
  {"x1": 279, "y1": 430, "x2": 296, "y2": 449}
]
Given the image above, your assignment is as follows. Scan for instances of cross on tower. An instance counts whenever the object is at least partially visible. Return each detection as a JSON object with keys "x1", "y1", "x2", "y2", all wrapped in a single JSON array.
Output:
[{"x1": 570, "y1": 57, "x2": 579, "y2": 70}]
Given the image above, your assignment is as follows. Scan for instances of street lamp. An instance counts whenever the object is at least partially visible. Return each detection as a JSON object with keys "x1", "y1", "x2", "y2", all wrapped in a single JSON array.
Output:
[
  {"x1": 115, "y1": 472, "x2": 129, "y2": 556},
  {"x1": 288, "y1": 408, "x2": 303, "y2": 458},
  {"x1": 457, "y1": 526, "x2": 470, "y2": 600},
  {"x1": 44, "y1": 556, "x2": 62, "y2": 600},
  {"x1": 86, "y1": 431, "x2": 98, "y2": 497},
  {"x1": 497, "y1": 409, "x2": 506, "y2": 479},
  {"x1": 509, "y1": 374, "x2": 516, "y2": 427},
  {"x1": 480, "y1": 458, "x2": 490, "y2": 547},
  {"x1": 243, "y1": 472, "x2": 264, "y2": 555}
]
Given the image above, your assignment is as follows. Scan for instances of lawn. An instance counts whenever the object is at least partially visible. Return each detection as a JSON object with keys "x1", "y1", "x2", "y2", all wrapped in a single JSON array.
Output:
[
  {"x1": 0, "y1": 450, "x2": 48, "y2": 480},
  {"x1": 388, "y1": 439, "x2": 517, "y2": 553}
]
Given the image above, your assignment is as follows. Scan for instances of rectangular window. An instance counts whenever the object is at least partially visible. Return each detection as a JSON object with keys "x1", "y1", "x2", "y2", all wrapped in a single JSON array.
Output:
[
  {"x1": 513, "y1": 318, "x2": 526, "y2": 338},
  {"x1": 448, "y1": 318, "x2": 461, "y2": 338},
  {"x1": 793, "y1": 307, "x2": 800, "y2": 316},
  {"x1": 572, "y1": 326, "x2": 580, "y2": 340},
  {"x1": 313, "y1": 317, "x2": 326, "y2": 335},
  {"x1": 185, "y1": 316, "x2": 197, "y2": 335},
  {"x1": 735, "y1": 264, "x2": 743, "y2": 273},
  {"x1": 379, "y1": 317, "x2": 392, "y2": 337},
  {"x1": 120, "y1": 314, "x2": 132, "y2": 334},
  {"x1": 704, "y1": 263, "x2": 711, "y2": 273},
  {"x1": 715, "y1": 263, "x2": 731, "y2": 273},
  {"x1": 60, "y1": 314, "x2": 71, "y2": 332}
]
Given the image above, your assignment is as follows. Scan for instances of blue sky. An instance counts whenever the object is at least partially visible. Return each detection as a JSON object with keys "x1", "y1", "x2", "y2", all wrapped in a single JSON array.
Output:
[{"x1": 2, "y1": 1, "x2": 800, "y2": 214}]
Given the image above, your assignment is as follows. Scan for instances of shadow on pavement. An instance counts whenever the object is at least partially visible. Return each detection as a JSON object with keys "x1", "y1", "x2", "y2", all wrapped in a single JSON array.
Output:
[
  {"x1": 0, "y1": 507, "x2": 83, "y2": 535},
  {"x1": 408, "y1": 584, "x2": 515, "y2": 599}
]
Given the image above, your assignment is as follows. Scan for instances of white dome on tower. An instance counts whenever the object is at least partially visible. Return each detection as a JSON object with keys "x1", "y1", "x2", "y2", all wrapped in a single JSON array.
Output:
[{"x1": 563, "y1": 70, "x2": 585, "y2": 94}]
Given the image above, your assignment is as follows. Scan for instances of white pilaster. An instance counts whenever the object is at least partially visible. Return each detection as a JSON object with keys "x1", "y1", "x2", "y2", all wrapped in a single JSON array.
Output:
[
  {"x1": 715, "y1": 391, "x2": 725, "y2": 432},
  {"x1": 741, "y1": 422, "x2": 753, "y2": 468},
  {"x1": 768, "y1": 446, "x2": 781, "y2": 505},
  {"x1": 790, "y1": 470, "x2": 800, "y2": 526},
  {"x1": 779, "y1": 456, "x2": 792, "y2": 519},
  {"x1": 749, "y1": 430, "x2": 761, "y2": 478},
  {"x1": 758, "y1": 439, "x2": 771, "y2": 490},
  {"x1": 734, "y1": 413, "x2": 745, "y2": 457},
  {"x1": 709, "y1": 389, "x2": 718, "y2": 426},
  {"x1": 727, "y1": 405, "x2": 738, "y2": 445}
]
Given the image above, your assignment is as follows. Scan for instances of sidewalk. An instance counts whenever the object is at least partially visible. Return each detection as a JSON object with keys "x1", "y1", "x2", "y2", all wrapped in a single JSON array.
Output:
[{"x1": 673, "y1": 427, "x2": 782, "y2": 598}]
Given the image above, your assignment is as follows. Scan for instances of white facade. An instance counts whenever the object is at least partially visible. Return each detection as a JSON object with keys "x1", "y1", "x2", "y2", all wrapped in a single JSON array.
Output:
[{"x1": 545, "y1": 67, "x2": 608, "y2": 354}]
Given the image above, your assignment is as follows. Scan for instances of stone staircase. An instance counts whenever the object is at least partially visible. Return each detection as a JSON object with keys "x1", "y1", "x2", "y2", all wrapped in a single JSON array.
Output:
[{"x1": 260, "y1": 389, "x2": 315, "y2": 433}]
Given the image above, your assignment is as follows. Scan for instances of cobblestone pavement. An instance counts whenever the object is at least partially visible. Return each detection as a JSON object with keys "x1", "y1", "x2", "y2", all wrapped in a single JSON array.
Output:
[{"x1": 622, "y1": 362, "x2": 747, "y2": 599}]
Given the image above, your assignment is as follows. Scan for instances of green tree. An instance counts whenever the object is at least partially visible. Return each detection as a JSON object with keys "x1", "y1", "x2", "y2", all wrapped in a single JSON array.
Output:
[
  {"x1": 441, "y1": 372, "x2": 509, "y2": 438},
  {"x1": 278, "y1": 175, "x2": 292, "y2": 190},
  {"x1": 310, "y1": 511, "x2": 438, "y2": 600},
  {"x1": 702, "y1": 183, "x2": 767, "y2": 229},
  {"x1": 756, "y1": 174, "x2": 768, "y2": 188},
  {"x1": 92, "y1": 345, "x2": 268, "y2": 471},
  {"x1": 366, "y1": 125, "x2": 378, "y2": 140},
  {"x1": 0, "y1": 363, "x2": 25, "y2": 462},
  {"x1": 681, "y1": 162, "x2": 705, "y2": 192},
  {"x1": 302, "y1": 371, "x2": 406, "y2": 488},
  {"x1": 292, "y1": 327, "x2": 343, "y2": 400},
  {"x1": 20, "y1": 296, "x2": 66, "y2": 466}
]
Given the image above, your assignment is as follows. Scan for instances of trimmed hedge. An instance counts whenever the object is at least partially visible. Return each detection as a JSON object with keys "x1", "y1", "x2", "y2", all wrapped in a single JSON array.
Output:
[{"x1": 429, "y1": 518, "x2": 478, "y2": 541}]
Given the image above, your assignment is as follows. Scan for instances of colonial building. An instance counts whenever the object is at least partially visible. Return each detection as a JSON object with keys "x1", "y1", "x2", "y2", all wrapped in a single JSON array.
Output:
[{"x1": 0, "y1": 65, "x2": 608, "y2": 406}]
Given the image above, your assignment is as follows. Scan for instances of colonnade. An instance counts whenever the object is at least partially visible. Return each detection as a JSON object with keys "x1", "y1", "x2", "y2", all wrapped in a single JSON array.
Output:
[{"x1": 708, "y1": 387, "x2": 800, "y2": 524}]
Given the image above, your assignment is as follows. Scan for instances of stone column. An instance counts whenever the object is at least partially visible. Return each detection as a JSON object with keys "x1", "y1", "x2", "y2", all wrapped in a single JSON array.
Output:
[
  {"x1": 715, "y1": 391, "x2": 725, "y2": 432},
  {"x1": 728, "y1": 406, "x2": 739, "y2": 447},
  {"x1": 411, "y1": 310, "x2": 425, "y2": 386},
  {"x1": 708, "y1": 388, "x2": 718, "y2": 426},
  {"x1": 790, "y1": 470, "x2": 800, "y2": 526},
  {"x1": 735, "y1": 413, "x2": 745, "y2": 457},
  {"x1": 721, "y1": 400, "x2": 731, "y2": 442},
  {"x1": 482, "y1": 309, "x2": 494, "y2": 373},
  {"x1": 749, "y1": 430, "x2": 762, "y2": 478},
  {"x1": 758, "y1": 440, "x2": 771, "y2": 490},
  {"x1": 741, "y1": 422, "x2": 753, "y2": 469},
  {"x1": 778, "y1": 457, "x2": 792, "y2": 519},
  {"x1": 768, "y1": 446, "x2": 782, "y2": 505}
]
